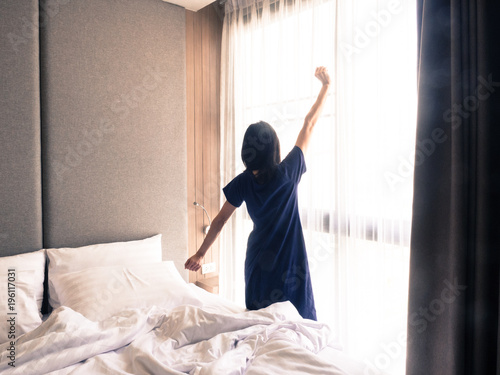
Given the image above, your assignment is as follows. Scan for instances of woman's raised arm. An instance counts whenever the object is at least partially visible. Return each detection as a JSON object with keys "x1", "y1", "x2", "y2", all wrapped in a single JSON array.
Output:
[{"x1": 295, "y1": 67, "x2": 331, "y2": 154}]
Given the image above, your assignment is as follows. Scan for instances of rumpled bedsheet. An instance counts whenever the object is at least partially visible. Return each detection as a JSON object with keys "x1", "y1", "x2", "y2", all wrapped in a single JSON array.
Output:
[{"x1": 0, "y1": 302, "x2": 348, "y2": 374}]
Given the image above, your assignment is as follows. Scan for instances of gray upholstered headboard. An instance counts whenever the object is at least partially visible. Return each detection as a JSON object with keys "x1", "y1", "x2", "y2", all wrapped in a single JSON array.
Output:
[
  {"x1": 0, "y1": 0, "x2": 188, "y2": 277},
  {"x1": 0, "y1": 0, "x2": 42, "y2": 254}
]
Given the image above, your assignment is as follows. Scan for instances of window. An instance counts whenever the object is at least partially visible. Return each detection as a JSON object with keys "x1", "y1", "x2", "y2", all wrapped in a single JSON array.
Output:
[{"x1": 221, "y1": 1, "x2": 417, "y2": 373}]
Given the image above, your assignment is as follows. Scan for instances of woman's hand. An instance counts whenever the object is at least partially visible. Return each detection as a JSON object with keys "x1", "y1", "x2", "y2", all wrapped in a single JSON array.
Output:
[
  {"x1": 315, "y1": 66, "x2": 330, "y2": 86},
  {"x1": 184, "y1": 253, "x2": 203, "y2": 272}
]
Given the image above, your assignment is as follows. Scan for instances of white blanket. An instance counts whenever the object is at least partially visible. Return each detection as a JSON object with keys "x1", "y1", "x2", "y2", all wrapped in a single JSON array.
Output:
[{"x1": 0, "y1": 302, "x2": 349, "y2": 374}]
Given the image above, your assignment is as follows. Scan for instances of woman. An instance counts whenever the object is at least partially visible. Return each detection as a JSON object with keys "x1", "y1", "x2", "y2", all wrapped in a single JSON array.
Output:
[{"x1": 185, "y1": 67, "x2": 330, "y2": 320}]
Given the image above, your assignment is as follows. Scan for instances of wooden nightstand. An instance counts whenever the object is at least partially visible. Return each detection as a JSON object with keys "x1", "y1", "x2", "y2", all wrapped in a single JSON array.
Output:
[{"x1": 195, "y1": 275, "x2": 219, "y2": 294}]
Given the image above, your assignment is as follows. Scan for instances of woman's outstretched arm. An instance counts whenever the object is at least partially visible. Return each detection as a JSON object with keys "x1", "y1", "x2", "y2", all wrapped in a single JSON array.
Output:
[
  {"x1": 295, "y1": 66, "x2": 331, "y2": 154},
  {"x1": 184, "y1": 200, "x2": 237, "y2": 272}
]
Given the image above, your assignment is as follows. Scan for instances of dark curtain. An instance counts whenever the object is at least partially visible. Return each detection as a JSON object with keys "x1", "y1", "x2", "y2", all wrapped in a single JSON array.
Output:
[{"x1": 407, "y1": 1, "x2": 500, "y2": 374}]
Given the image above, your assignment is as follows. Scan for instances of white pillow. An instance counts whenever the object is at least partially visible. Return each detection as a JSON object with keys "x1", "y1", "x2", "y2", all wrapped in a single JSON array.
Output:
[
  {"x1": 0, "y1": 250, "x2": 46, "y2": 312},
  {"x1": 49, "y1": 261, "x2": 202, "y2": 321},
  {"x1": 47, "y1": 234, "x2": 162, "y2": 308},
  {"x1": 0, "y1": 270, "x2": 43, "y2": 344}
]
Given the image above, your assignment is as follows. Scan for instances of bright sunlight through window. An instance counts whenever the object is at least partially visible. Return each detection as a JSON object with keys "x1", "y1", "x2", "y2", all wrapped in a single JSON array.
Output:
[{"x1": 222, "y1": 1, "x2": 417, "y2": 374}]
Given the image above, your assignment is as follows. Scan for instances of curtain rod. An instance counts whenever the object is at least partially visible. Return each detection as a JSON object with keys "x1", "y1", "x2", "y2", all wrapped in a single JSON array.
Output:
[{"x1": 224, "y1": 0, "x2": 299, "y2": 15}]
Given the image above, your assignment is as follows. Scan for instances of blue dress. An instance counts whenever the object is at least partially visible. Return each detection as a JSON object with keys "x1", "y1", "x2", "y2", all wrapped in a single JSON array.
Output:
[{"x1": 223, "y1": 146, "x2": 317, "y2": 320}]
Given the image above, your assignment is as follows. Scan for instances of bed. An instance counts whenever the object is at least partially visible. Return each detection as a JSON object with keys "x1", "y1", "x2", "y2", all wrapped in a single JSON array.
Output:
[{"x1": 0, "y1": 234, "x2": 366, "y2": 375}]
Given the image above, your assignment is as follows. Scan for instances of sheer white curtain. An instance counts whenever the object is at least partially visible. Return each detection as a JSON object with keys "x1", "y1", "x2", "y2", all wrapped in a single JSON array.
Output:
[{"x1": 220, "y1": 1, "x2": 416, "y2": 373}]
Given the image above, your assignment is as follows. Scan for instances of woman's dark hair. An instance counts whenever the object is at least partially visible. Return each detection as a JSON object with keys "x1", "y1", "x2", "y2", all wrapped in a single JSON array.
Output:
[{"x1": 241, "y1": 121, "x2": 281, "y2": 184}]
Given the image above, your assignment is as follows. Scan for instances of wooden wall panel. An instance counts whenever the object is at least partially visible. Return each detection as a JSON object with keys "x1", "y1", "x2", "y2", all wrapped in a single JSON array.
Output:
[
  {"x1": 185, "y1": 10, "x2": 196, "y2": 279},
  {"x1": 186, "y1": 4, "x2": 223, "y2": 286}
]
